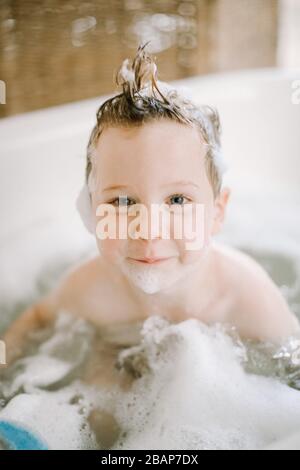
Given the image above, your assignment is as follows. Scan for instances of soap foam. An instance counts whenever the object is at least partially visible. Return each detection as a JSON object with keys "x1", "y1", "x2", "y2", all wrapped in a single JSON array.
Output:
[
  {"x1": 0, "y1": 388, "x2": 97, "y2": 450},
  {"x1": 1, "y1": 312, "x2": 300, "y2": 450},
  {"x1": 112, "y1": 315, "x2": 300, "y2": 450},
  {"x1": 119, "y1": 257, "x2": 201, "y2": 295},
  {"x1": 0, "y1": 312, "x2": 115, "y2": 450},
  {"x1": 119, "y1": 260, "x2": 176, "y2": 294}
]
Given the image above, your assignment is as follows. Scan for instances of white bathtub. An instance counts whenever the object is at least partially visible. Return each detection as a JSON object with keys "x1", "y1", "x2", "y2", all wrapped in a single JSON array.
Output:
[
  {"x1": 0, "y1": 67, "x2": 299, "y2": 240},
  {"x1": 0, "y1": 67, "x2": 300, "y2": 450}
]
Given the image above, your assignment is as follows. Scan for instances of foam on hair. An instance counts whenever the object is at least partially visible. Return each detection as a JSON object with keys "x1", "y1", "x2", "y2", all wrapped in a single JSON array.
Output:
[{"x1": 76, "y1": 42, "x2": 229, "y2": 234}]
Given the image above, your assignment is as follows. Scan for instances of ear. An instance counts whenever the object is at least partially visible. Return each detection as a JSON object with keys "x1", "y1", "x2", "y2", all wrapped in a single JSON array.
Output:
[
  {"x1": 211, "y1": 186, "x2": 231, "y2": 236},
  {"x1": 76, "y1": 184, "x2": 94, "y2": 235}
]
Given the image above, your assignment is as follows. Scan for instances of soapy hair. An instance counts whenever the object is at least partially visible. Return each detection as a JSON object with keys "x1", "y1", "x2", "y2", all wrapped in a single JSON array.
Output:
[{"x1": 85, "y1": 41, "x2": 228, "y2": 200}]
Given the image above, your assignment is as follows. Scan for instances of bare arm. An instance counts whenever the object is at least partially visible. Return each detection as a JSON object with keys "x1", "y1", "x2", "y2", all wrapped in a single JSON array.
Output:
[
  {"x1": 2, "y1": 256, "x2": 104, "y2": 368},
  {"x1": 230, "y1": 260, "x2": 300, "y2": 344},
  {"x1": 2, "y1": 296, "x2": 56, "y2": 367}
]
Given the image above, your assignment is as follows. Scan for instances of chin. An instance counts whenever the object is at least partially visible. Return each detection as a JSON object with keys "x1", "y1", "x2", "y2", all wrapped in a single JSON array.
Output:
[{"x1": 119, "y1": 258, "x2": 196, "y2": 295}]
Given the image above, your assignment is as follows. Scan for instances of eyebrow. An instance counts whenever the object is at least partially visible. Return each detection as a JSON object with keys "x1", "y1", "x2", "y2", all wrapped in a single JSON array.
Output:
[
  {"x1": 102, "y1": 185, "x2": 129, "y2": 192},
  {"x1": 102, "y1": 180, "x2": 200, "y2": 192},
  {"x1": 162, "y1": 180, "x2": 200, "y2": 189}
]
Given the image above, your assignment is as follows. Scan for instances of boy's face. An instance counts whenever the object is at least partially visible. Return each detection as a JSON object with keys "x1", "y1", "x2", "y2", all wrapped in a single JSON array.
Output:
[{"x1": 90, "y1": 120, "x2": 229, "y2": 294}]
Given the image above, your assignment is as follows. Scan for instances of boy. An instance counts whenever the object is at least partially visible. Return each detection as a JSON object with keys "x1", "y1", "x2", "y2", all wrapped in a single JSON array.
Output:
[{"x1": 3, "y1": 43, "x2": 300, "y2": 367}]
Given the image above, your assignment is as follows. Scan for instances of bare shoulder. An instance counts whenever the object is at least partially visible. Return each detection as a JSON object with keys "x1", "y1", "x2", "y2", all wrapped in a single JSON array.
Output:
[
  {"x1": 210, "y1": 240, "x2": 273, "y2": 290},
  {"x1": 211, "y1": 241, "x2": 300, "y2": 342},
  {"x1": 213, "y1": 242, "x2": 266, "y2": 278},
  {"x1": 2, "y1": 256, "x2": 121, "y2": 366},
  {"x1": 47, "y1": 255, "x2": 105, "y2": 319}
]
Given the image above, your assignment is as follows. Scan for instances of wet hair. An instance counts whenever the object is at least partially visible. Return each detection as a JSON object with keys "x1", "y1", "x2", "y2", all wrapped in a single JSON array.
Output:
[{"x1": 85, "y1": 41, "x2": 227, "y2": 199}]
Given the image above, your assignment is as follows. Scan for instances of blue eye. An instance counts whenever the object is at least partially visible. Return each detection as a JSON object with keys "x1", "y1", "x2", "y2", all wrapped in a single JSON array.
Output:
[
  {"x1": 108, "y1": 194, "x2": 191, "y2": 207},
  {"x1": 169, "y1": 194, "x2": 190, "y2": 205},
  {"x1": 109, "y1": 196, "x2": 136, "y2": 207}
]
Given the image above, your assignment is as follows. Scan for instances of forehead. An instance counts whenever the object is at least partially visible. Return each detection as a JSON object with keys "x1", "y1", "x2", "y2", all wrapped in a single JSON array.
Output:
[{"x1": 93, "y1": 120, "x2": 208, "y2": 185}]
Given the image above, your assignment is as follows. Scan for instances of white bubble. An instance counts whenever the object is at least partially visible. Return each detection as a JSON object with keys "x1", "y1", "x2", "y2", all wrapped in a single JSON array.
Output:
[
  {"x1": 119, "y1": 258, "x2": 198, "y2": 295},
  {"x1": 112, "y1": 316, "x2": 300, "y2": 450}
]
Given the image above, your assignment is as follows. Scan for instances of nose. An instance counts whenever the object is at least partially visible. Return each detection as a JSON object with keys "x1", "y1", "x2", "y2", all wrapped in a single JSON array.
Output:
[
  {"x1": 138, "y1": 219, "x2": 161, "y2": 241},
  {"x1": 131, "y1": 203, "x2": 164, "y2": 241}
]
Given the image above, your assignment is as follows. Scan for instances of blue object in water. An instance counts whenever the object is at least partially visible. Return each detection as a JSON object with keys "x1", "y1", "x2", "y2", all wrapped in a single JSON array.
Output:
[{"x1": 0, "y1": 420, "x2": 48, "y2": 450}]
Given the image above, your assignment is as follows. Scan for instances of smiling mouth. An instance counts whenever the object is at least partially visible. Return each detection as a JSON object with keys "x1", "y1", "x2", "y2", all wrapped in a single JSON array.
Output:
[{"x1": 128, "y1": 257, "x2": 173, "y2": 265}]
